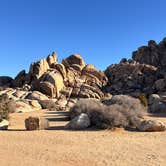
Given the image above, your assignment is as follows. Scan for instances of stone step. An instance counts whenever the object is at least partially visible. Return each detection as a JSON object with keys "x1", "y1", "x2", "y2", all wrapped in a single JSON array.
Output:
[{"x1": 44, "y1": 111, "x2": 70, "y2": 122}]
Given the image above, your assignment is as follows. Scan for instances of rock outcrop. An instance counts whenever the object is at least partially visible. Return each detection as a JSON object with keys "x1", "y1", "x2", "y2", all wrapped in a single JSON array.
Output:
[
  {"x1": 23, "y1": 53, "x2": 106, "y2": 101},
  {"x1": 105, "y1": 63, "x2": 157, "y2": 95},
  {"x1": 0, "y1": 76, "x2": 13, "y2": 87},
  {"x1": 132, "y1": 39, "x2": 166, "y2": 70},
  {"x1": 3, "y1": 37, "x2": 166, "y2": 114}
]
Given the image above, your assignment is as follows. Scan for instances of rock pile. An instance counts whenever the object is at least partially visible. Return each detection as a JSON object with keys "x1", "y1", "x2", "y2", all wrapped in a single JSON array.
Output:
[
  {"x1": 2, "y1": 38, "x2": 166, "y2": 114},
  {"x1": 0, "y1": 52, "x2": 108, "y2": 113},
  {"x1": 105, "y1": 63, "x2": 157, "y2": 95},
  {"x1": 104, "y1": 37, "x2": 166, "y2": 113}
]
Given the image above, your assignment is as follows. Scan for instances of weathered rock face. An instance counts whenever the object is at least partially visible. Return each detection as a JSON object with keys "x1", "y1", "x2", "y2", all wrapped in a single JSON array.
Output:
[
  {"x1": 29, "y1": 59, "x2": 50, "y2": 80},
  {"x1": 29, "y1": 52, "x2": 57, "y2": 81},
  {"x1": 12, "y1": 70, "x2": 30, "y2": 87},
  {"x1": 47, "y1": 52, "x2": 57, "y2": 67},
  {"x1": 25, "y1": 91, "x2": 49, "y2": 101},
  {"x1": 0, "y1": 52, "x2": 109, "y2": 115},
  {"x1": 62, "y1": 54, "x2": 85, "y2": 70},
  {"x1": 104, "y1": 63, "x2": 157, "y2": 95},
  {"x1": 81, "y1": 64, "x2": 108, "y2": 87},
  {"x1": 39, "y1": 71, "x2": 64, "y2": 98},
  {"x1": 0, "y1": 76, "x2": 13, "y2": 87},
  {"x1": 71, "y1": 82, "x2": 104, "y2": 99},
  {"x1": 7, "y1": 52, "x2": 107, "y2": 103},
  {"x1": 3, "y1": 37, "x2": 166, "y2": 115},
  {"x1": 132, "y1": 38, "x2": 166, "y2": 76}
]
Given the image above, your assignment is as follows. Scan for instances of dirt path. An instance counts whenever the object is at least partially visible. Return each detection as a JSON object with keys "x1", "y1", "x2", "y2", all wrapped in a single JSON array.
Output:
[{"x1": 0, "y1": 110, "x2": 166, "y2": 166}]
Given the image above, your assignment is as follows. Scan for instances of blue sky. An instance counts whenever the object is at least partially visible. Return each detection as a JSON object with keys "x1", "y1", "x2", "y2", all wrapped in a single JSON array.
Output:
[{"x1": 0, "y1": 0, "x2": 166, "y2": 77}]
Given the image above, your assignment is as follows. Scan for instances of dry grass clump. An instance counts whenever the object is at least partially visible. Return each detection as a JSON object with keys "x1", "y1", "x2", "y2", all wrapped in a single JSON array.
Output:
[
  {"x1": 0, "y1": 94, "x2": 15, "y2": 121},
  {"x1": 69, "y1": 96, "x2": 147, "y2": 129},
  {"x1": 109, "y1": 95, "x2": 147, "y2": 125},
  {"x1": 0, "y1": 86, "x2": 4, "y2": 91}
]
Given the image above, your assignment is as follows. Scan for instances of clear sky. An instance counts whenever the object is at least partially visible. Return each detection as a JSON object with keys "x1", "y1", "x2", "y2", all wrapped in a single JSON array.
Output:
[{"x1": 0, "y1": 0, "x2": 166, "y2": 77}]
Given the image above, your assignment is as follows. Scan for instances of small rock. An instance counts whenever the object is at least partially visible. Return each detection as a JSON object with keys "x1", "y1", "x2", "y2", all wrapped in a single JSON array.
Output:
[
  {"x1": 25, "y1": 117, "x2": 39, "y2": 130},
  {"x1": 65, "y1": 113, "x2": 90, "y2": 130},
  {"x1": 148, "y1": 94, "x2": 160, "y2": 105},
  {"x1": 0, "y1": 119, "x2": 9, "y2": 130},
  {"x1": 138, "y1": 120, "x2": 166, "y2": 132},
  {"x1": 39, "y1": 118, "x2": 49, "y2": 130},
  {"x1": 25, "y1": 117, "x2": 49, "y2": 130}
]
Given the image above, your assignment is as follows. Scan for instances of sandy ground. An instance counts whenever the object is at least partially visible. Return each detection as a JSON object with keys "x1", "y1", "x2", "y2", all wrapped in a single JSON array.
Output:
[{"x1": 0, "y1": 110, "x2": 166, "y2": 166}]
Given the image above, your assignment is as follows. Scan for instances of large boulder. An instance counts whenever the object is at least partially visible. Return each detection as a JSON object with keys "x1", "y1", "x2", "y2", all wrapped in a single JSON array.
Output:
[
  {"x1": 46, "y1": 52, "x2": 57, "y2": 67},
  {"x1": 65, "y1": 113, "x2": 90, "y2": 130},
  {"x1": 71, "y1": 82, "x2": 104, "y2": 99},
  {"x1": 81, "y1": 64, "x2": 108, "y2": 87},
  {"x1": 25, "y1": 91, "x2": 49, "y2": 101},
  {"x1": 148, "y1": 94, "x2": 166, "y2": 113},
  {"x1": 39, "y1": 99, "x2": 57, "y2": 110},
  {"x1": 51, "y1": 63, "x2": 67, "y2": 79},
  {"x1": 11, "y1": 100, "x2": 36, "y2": 113},
  {"x1": 29, "y1": 58, "x2": 50, "y2": 80},
  {"x1": 148, "y1": 94, "x2": 160, "y2": 105},
  {"x1": 62, "y1": 54, "x2": 85, "y2": 70},
  {"x1": 39, "y1": 71, "x2": 64, "y2": 97},
  {"x1": 38, "y1": 81, "x2": 56, "y2": 98},
  {"x1": 138, "y1": 120, "x2": 166, "y2": 132}
]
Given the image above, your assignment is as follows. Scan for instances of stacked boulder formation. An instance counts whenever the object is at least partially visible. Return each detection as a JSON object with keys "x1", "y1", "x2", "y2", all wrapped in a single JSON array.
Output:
[
  {"x1": 2, "y1": 37, "x2": 166, "y2": 113},
  {"x1": 104, "y1": 37, "x2": 166, "y2": 113},
  {"x1": 0, "y1": 52, "x2": 107, "y2": 112}
]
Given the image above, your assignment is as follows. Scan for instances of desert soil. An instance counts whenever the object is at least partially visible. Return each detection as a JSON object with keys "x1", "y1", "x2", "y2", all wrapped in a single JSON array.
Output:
[{"x1": 0, "y1": 110, "x2": 166, "y2": 166}]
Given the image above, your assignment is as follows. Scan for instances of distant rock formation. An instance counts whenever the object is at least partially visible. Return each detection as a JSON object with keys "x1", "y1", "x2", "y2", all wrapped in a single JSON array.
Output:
[{"x1": 2, "y1": 37, "x2": 166, "y2": 113}]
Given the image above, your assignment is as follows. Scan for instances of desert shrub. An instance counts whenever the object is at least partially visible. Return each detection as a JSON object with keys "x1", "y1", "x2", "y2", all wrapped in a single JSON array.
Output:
[
  {"x1": 107, "y1": 95, "x2": 146, "y2": 117},
  {"x1": 0, "y1": 94, "x2": 15, "y2": 121},
  {"x1": 0, "y1": 86, "x2": 4, "y2": 91},
  {"x1": 103, "y1": 95, "x2": 147, "y2": 127},
  {"x1": 69, "y1": 99, "x2": 103, "y2": 119},
  {"x1": 70, "y1": 96, "x2": 147, "y2": 129},
  {"x1": 89, "y1": 105, "x2": 129, "y2": 129}
]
